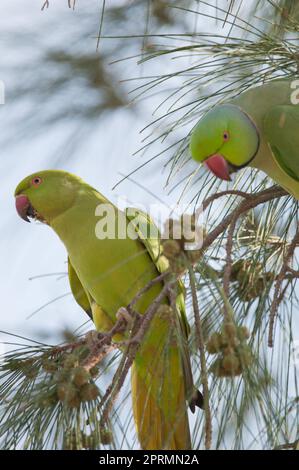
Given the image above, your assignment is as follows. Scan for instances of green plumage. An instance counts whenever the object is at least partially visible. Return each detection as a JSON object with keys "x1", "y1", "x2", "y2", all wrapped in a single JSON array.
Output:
[
  {"x1": 190, "y1": 78, "x2": 299, "y2": 199},
  {"x1": 15, "y1": 170, "x2": 197, "y2": 450},
  {"x1": 230, "y1": 79, "x2": 299, "y2": 197}
]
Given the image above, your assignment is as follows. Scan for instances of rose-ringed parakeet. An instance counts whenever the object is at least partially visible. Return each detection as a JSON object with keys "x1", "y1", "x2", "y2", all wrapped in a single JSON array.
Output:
[
  {"x1": 189, "y1": 78, "x2": 299, "y2": 199},
  {"x1": 15, "y1": 170, "x2": 202, "y2": 450}
]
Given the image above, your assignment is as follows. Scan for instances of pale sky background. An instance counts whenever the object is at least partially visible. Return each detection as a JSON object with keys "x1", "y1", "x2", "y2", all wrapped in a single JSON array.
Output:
[
  {"x1": 0, "y1": 0, "x2": 229, "y2": 342},
  {"x1": 0, "y1": 0, "x2": 298, "y2": 449},
  {"x1": 0, "y1": 0, "x2": 192, "y2": 341}
]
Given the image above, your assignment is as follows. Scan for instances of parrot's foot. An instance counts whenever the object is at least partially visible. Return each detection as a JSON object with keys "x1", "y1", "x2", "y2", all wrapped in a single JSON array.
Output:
[
  {"x1": 85, "y1": 330, "x2": 103, "y2": 348},
  {"x1": 116, "y1": 307, "x2": 134, "y2": 329}
]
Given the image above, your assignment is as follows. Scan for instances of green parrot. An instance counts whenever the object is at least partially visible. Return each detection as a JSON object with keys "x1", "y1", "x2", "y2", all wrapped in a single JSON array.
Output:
[
  {"x1": 189, "y1": 78, "x2": 299, "y2": 199},
  {"x1": 15, "y1": 170, "x2": 202, "y2": 450}
]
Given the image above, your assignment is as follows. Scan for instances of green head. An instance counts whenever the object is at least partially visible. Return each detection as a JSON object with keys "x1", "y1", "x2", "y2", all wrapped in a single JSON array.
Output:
[
  {"x1": 190, "y1": 104, "x2": 260, "y2": 181},
  {"x1": 14, "y1": 170, "x2": 83, "y2": 224}
]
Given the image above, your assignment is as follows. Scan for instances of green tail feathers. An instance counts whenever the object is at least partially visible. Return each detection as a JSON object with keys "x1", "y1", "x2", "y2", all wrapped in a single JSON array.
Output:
[{"x1": 131, "y1": 308, "x2": 192, "y2": 450}]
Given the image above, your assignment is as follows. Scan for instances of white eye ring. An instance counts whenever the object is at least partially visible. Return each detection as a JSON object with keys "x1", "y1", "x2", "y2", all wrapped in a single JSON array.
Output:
[{"x1": 32, "y1": 177, "x2": 43, "y2": 186}]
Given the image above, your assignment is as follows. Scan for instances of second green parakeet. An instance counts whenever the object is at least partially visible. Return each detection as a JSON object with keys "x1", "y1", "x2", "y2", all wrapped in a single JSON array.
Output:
[{"x1": 190, "y1": 78, "x2": 299, "y2": 199}]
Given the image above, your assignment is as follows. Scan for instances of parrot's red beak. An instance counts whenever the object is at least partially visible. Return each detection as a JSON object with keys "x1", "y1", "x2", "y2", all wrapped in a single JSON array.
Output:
[
  {"x1": 15, "y1": 194, "x2": 32, "y2": 222},
  {"x1": 204, "y1": 154, "x2": 231, "y2": 181}
]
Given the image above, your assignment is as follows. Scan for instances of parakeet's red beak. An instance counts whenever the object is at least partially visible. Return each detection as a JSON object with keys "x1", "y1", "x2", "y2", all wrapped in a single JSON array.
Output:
[
  {"x1": 204, "y1": 154, "x2": 231, "y2": 181},
  {"x1": 15, "y1": 195, "x2": 32, "y2": 222}
]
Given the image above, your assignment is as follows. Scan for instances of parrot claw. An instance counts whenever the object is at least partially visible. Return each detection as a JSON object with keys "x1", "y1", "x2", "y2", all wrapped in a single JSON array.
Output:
[
  {"x1": 85, "y1": 330, "x2": 102, "y2": 349},
  {"x1": 116, "y1": 307, "x2": 134, "y2": 328}
]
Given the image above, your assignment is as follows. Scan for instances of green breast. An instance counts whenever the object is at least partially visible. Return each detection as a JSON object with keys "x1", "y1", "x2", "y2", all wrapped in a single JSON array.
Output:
[{"x1": 51, "y1": 191, "x2": 161, "y2": 320}]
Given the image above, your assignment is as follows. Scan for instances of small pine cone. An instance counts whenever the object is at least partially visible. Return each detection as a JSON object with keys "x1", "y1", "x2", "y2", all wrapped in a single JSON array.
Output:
[
  {"x1": 63, "y1": 353, "x2": 78, "y2": 370},
  {"x1": 79, "y1": 383, "x2": 99, "y2": 402},
  {"x1": 42, "y1": 359, "x2": 58, "y2": 374},
  {"x1": 169, "y1": 257, "x2": 186, "y2": 275},
  {"x1": 237, "y1": 277, "x2": 266, "y2": 301},
  {"x1": 236, "y1": 286, "x2": 251, "y2": 302},
  {"x1": 241, "y1": 261, "x2": 263, "y2": 279},
  {"x1": 89, "y1": 366, "x2": 100, "y2": 378},
  {"x1": 162, "y1": 239, "x2": 181, "y2": 259},
  {"x1": 23, "y1": 367, "x2": 39, "y2": 379},
  {"x1": 219, "y1": 331, "x2": 230, "y2": 349},
  {"x1": 66, "y1": 395, "x2": 81, "y2": 409},
  {"x1": 186, "y1": 249, "x2": 202, "y2": 264},
  {"x1": 57, "y1": 383, "x2": 79, "y2": 407},
  {"x1": 223, "y1": 322, "x2": 237, "y2": 340},
  {"x1": 38, "y1": 392, "x2": 58, "y2": 408},
  {"x1": 222, "y1": 353, "x2": 241, "y2": 376},
  {"x1": 237, "y1": 282, "x2": 259, "y2": 302},
  {"x1": 238, "y1": 326, "x2": 250, "y2": 340},
  {"x1": 231, "y1": 260, "x2": 247, "y2": 281},
  {"x1": 72, "y1": 367, "x2": 90, "y2": 387},
  {"x1": 57, "y1": 383, "x2": 68, "y2": 401},
  {"x1": 238, "y1": 345, "x2": 253, "y2": 367},
  {"x1": 222, "y1": 346, "x2": 235, "y2": 357},
  {"x1": 100, "y1": 428, "x2": 113, "y2": 445},
  {"x1": 210, "y1": 358, "x2": 226, "y2": 377},
  {"x1": 206, "y1": 332, "x2": 223, "y2": 354},
  {"x1": 54, "y1": 368, "x2": 71, "y2": 384}
]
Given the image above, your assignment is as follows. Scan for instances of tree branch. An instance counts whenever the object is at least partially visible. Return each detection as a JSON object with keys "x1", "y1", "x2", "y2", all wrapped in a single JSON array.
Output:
[
  {"x1": 268, "y1": 222, "x2": 299, "y2": 347},
  {"x1": 201, "y1": 186, "x2": 287, "y2": 252},
  {"x1": 189, "y1": 265, "x2": 212, "y2": 450}
]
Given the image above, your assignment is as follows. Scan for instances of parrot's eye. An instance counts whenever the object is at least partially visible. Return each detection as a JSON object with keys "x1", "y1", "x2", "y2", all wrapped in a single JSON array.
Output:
[
  {"x1": 223, "y1": 131, "x2": 230, "y2": 142},
  {"x1": 32, "y1": 176, "x2": 43, "y2": 187}
]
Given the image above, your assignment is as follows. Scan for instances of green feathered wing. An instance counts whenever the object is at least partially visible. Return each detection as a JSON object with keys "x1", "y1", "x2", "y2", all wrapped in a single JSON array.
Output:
[
  {"x1": 68, "y1": 258, "x2": 92, "y2": 319},
  {"x1": 263, "y1": 104, "x2": 299, "y2": 182},
  {"x1": 67, "y1": 204, "x2": 196, "y2": 449},
  {"x1": 124, "y1": 208, "x2": 193, "y2": 449}
]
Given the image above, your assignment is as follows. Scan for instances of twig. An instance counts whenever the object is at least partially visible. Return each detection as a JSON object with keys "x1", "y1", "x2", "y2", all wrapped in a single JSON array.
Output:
[
  {"x1": 125, "y1": 281, "x2": 172, "y2": 346},
  {"x1": 222, "y1": 216, "x2": 236, "y2": 302},
  {"x1": 286, "y1": 267, "x2": 299, "y2": 278},
  {"x1": 188, "y1": 265, "x2": 212, "y2": 450},
  {"x1": 202, "y1": 189, "x2": 252, "y2": 211},
  {"x1": 98, "y1": 312, "x2": 143, "y2": 421},
  {"x1": 127, "y1": 271, "x2": 168, "y2": 311},
  {"x1": 197, "y1": 186, "x2": 287, "y2": 324},
  {"x1": 99, "y1": 279, "x2": 172, "y2": 428},
  {"x1": 50, "y1": 338, "x2": 86, "y2": 355},
  {"x1": 81, "y1": 314, "x2": 130, "y2": 371},
  {"x1": 268, "y1": 222, "x2": 299, "y2": 347},
  {"x1": 83, "y1": 343, "x2": 117, "y2": 371},
  {"x1": 74, "y1": 270, "x2": 168, "y2": 373},
  {"x1": 201, "y1": 186, "x2": 287, "y2": 252},
  {"x1": 99, "y1": 347, "x2": 133, "y2": 427}
]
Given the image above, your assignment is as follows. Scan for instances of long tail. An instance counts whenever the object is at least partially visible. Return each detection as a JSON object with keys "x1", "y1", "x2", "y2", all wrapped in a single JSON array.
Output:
[{"x1": 131, "y1": 309, "x2": 192, "y2": 450}]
